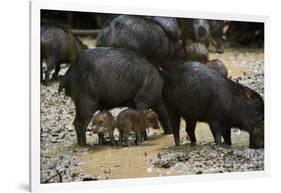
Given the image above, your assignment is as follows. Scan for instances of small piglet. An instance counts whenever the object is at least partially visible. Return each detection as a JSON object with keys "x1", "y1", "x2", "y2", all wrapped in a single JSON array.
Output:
[
  {"x1": 91, "y1": 111, "x2": 115, "y2": 145},
  {"x1": 116, "y1": 109, "x2": 160, "y2": 146}
]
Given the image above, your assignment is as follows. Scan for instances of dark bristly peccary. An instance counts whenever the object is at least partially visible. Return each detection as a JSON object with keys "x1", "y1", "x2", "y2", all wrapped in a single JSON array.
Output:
[
  {"x1": 41, "y1": 22, "x2": 87, "y2": 83},
  {"x1": 206, "y1": 59, "x2": 228, "y2": 77},
  {"x1": 193, "y1": 19, "x2": 210, "y2": 48},
  {"x1": 178, "y1": 18, "x2": 227, "y2": 53},
  {"x1": 178, "y1": 18, "x2": 210, "y2": 48},
  {"x1": 209, "y1": 20, "x2": 229, "y2": 53},
  {"x1": 145, "y1": 16, "x2": 180, "y2": 41},
  {"x1": 96, "y1": 15, "x2": 186, "y2": 70},
  {"x1": 163, "y1": 61, "x2": 264, "y2": 148},
  {"x1": 59, "y1": 47, "x2": 172, "y2": 146},
  {"x1": 91, "y1": 111, "x2": 115, "y2": 145}
]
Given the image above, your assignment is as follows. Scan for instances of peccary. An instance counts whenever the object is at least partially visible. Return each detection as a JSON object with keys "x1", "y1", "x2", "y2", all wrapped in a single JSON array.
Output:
[
  {"x1": 91, "y1": 111, "x2": 115, "y2": 145},
  {"x1": 145, "y1": 16, "x2": 180, "y2": 41},
  {"x1": 96, "y1": 15, "x2": 186, "y2": 70},
  {"x1": 59, "y1": 47, "x2": 172, "y2": 146},
  {"x1": 41, "y1": 22, "x2": 86, "y2": 83},
  {"x1": 116, "y1": 109, "x2": 159, "y2": 146},
  {"x1": 163, "y1": 61, "x2": 264, "y2": 148}
]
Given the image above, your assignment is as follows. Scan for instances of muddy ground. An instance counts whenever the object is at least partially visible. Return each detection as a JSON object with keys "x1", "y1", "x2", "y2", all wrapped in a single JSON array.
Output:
[{"x1": 40, "y1": 39, "x2": 264, "y2": 183}]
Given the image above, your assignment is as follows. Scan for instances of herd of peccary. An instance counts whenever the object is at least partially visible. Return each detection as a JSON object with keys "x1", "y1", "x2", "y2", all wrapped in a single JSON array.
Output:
[{"x1": 41, "y1": 12, "x2": 264, "y2": 149}]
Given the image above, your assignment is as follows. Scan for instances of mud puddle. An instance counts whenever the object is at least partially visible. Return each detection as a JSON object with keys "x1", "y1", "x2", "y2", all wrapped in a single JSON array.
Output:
[
  {"x1": 76, "y1": 133, "x2": 177, "y2": 180},
  {"x1": 76, "y1": 121, "x2": 250, "y2": 180}
]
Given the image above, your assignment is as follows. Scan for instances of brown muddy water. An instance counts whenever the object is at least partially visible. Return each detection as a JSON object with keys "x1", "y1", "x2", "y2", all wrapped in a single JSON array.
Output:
[
  {"x1": 40, "y1": 45, "x2": 264, "y2": 183},
  {"x1": 77, "y1": 123, "x2": 250, "y2": 180}
]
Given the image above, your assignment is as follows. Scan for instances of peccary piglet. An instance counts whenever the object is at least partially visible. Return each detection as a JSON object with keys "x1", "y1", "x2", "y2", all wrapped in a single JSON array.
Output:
[
  {"x1": 206, "y1": 59, "x2": 228, "y2": 77},
  {"x1": 116, "y1": 109, "x2": 160, "y2": 146},
  {"x1": 209, "y1": 20, "x2": 229, "y2": 53},
  {"x1": 92, "y1": 111, "x2": 115, "y2": 145},
  {"x1": 163, "y1": 61, "x2": 264, "y2": 148}
]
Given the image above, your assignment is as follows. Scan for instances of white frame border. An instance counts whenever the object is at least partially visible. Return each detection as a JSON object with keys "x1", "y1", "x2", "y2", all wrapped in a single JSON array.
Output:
[{"x1": 30, "y1": 0, "x2": 270, "y2": 192}]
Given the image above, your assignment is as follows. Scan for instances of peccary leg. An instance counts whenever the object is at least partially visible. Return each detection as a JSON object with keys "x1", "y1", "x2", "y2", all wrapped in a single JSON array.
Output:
[
  {"x1": 109, "y1": 130, "x2": 115, "y2": 146},
  {"x1": 53, "y1": 63, "x2": 61, "y2": 80},
  {"x1": 222, "y1": 128, "x2": 232, "y2": 145},
  {"x1": 119, "y1": 130, "x2": 123, "y2": 146},
  {"x1": 135, "y1": 131, "x2": 142, "y2": 145},
  {"x1": 73, "y1": 96, "x2": 97, "y2": 146},
  {"x1": 74, "y1": 116, "x2": 90, "y2": 146},
  {"x1": 210, "y1": 122, "x2": 222, "y2": 145},
  {"x1": 163, "y1": 99, "x2": 181, "y2": 145},
  {"x1": 166, "y1": 108, "x2": 180, "y2": 146},
  {"x1": 44, "y1": 69, "x2": 50, "y2": 84},
  {"x1": 40, "y1": 61, "x2": 44, "y2": 83},
  {"x1": 98, "y1": 133, "x2": 104, "y2": 145},
  {"x1": 185, "y1": 120, "x2": 197, "y2": 144},
  {"x1": 45, "y1": 57, "x2": 57, "y2": 83},
  {"x1": 123, "y1": 130, "x2": 130, "y2": 146},
  {"x1": 141, "y1": 129, "x2": 148, "y2": 141},
  {"x1": 151, "y1": 101, "x2": 173, "y2": 134}
]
